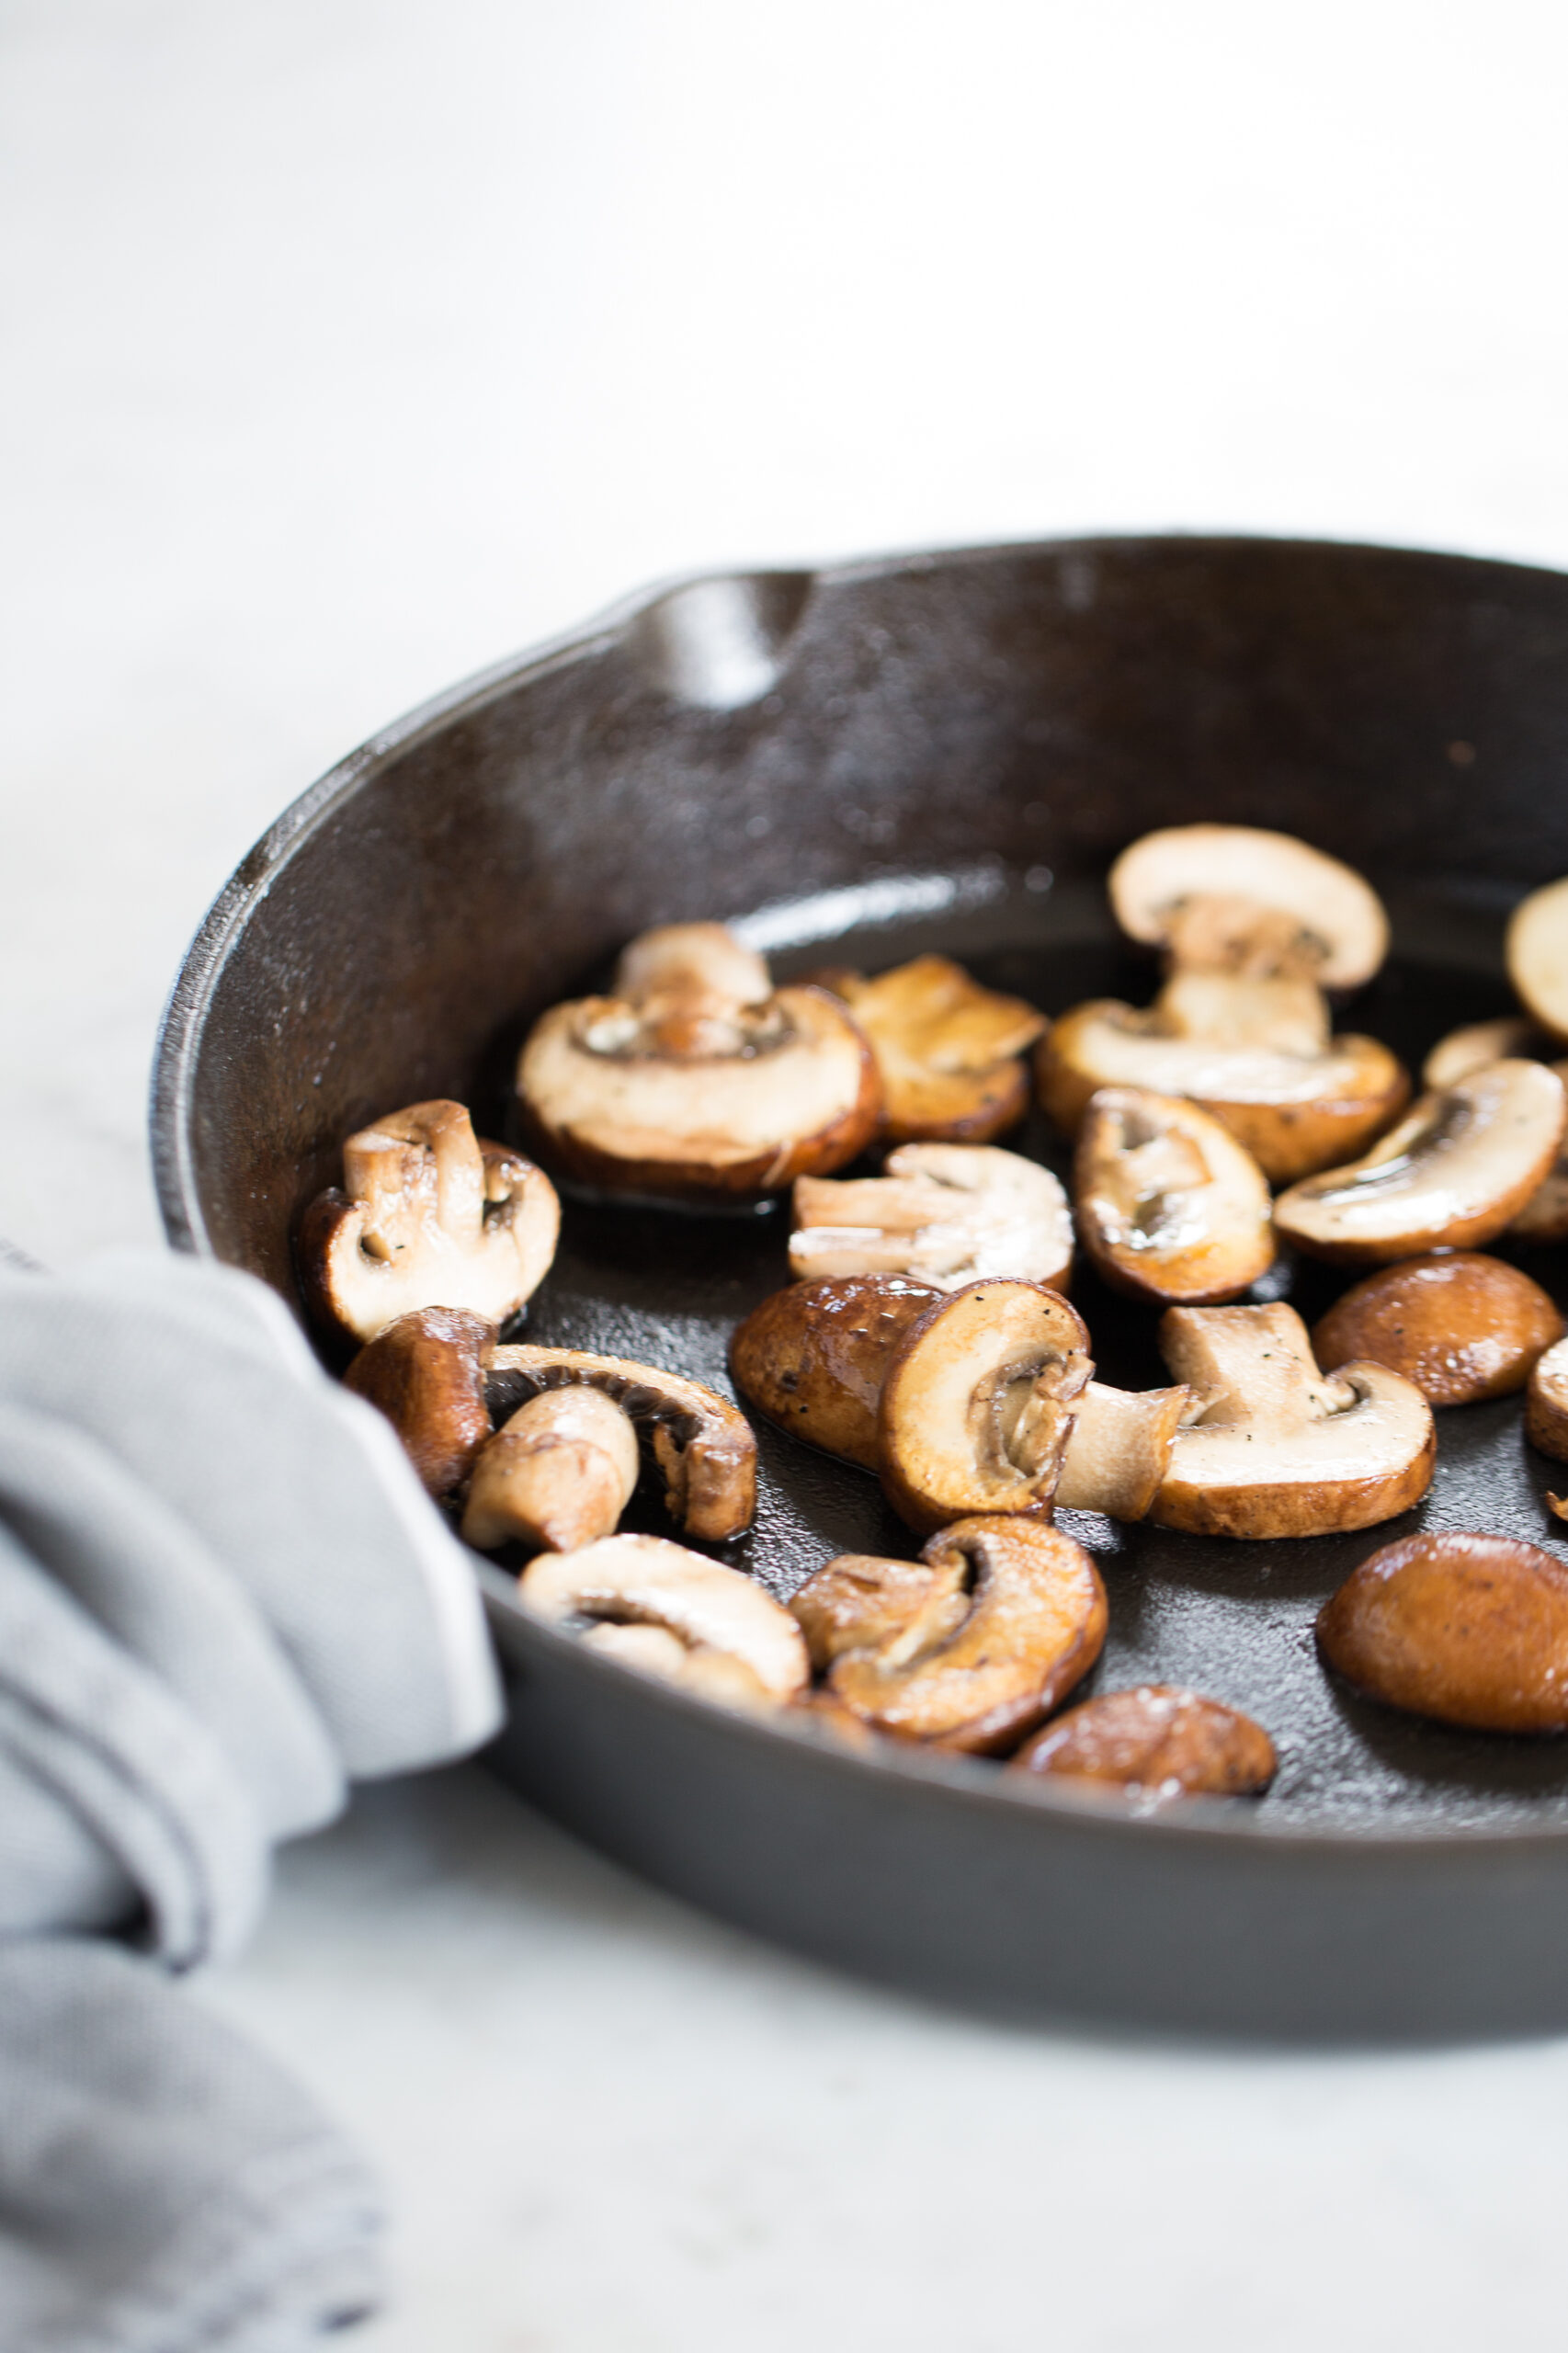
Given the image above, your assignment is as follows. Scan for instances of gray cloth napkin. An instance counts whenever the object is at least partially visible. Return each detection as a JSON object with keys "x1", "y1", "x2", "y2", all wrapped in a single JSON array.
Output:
[{"x1": 0, "y1": 1251, "x2": 505, "y2": 2352}]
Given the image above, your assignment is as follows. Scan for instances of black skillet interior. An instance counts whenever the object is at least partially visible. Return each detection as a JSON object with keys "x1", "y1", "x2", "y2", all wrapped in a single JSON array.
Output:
[{"x1": 155, "y1": 534, "x2": 1568, "y2": 1854}]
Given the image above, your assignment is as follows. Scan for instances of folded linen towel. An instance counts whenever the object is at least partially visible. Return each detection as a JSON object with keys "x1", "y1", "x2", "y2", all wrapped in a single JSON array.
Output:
[{"x1": 0, "y1": 1251, "x2": 505, "y2": 2351}]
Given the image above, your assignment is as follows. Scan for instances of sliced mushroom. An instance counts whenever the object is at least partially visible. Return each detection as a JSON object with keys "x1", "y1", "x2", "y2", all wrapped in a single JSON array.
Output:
[
  {"x1": 790, "y1": 1516, "x2": 1107, "y2": 1752},
  {"x1": 460, "y1": 1386, "x2": 641, "y2": 1552},
  {"x1": 1109, "y1": 824, "x2": 1389, "y2": 985},
  {"x1": 789, "y1": 1143, "x2": 1073, "y2": 1290},
  {"x1": 1525, "y1": 1336, "x2": 1568, "y2": 1461},
  {"x1": 1151, "y1": 1302, "x2": 1435, "y2": 1539},
  {"x1": 515, "y1": 921, "x2": 881, "y2": 1203},
  {"x1": 1312, "y1": 1254, "x2": 1563, "y2": 1406},
  {"x1": 342, "y1": 1305, "x2": 495, "y2": 1497},
  {"x1": 1038, "y1": 999, "x2": 1408, "y2": 1184},
  {"x1": 877, "y1": 1280, "x2": 1093, "y2": 1533},
  {"x1": 729, "y1": 1273, "x2": 941, "y2": 1470},
  {"x1": 487, "y1": 1344, "x2": 756, "y2": 1540},
  {"x1": 298, "y1": 1100, "x2": 560, "y2": 1345},
  {"x1": 1054, "y1": 1381, "x2": 1195, "y2": 1520},
  {"x1": 520, "y1": 1533, "x2": 809, "y2": 1708},
  {"x1": 823, "y1": 955, "x2": 1047, "y2": 1143},
  {"x1": 1318, "y1": 1532, "x2": 1568, "y2": 1733},
  {"x1": 1422, "y1": 1017, "x2": 1550, "y2": 1092},
  {"x1": 1073, "y1": 1086, "x2": 1274, "y2": 1306},
  {"x1": 1009, "y1": 1686, "x2": 1277, "y2": 1800},
  {"x1": 1506, "y1": 874, "x2": 1568, "y2": 1043},
  {"x1": 1273, "y1": 1059, "x2": 1568, "y2": 1265}
]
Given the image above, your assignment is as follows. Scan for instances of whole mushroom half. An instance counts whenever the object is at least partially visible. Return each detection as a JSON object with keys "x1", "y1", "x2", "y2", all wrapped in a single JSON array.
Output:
[
  {"x1": 876, "y1": 1279, "x2": 1093, "y2": 1533},
  {"x1": 1318, "y1": 1532, "x2": 1568, "y2": 1734},
  {"x1": 790, "y1": 1142, "x2": 1073, "y2": 1291},
  {"x1": 790, "y1": 1516, "x2": 1108, "y2": 1752},
  {"x1": 514, "y1": 921, "x2": 881, "y2": 1205},
  {"x1": 1073, "y1": 1086, "x2": 1274, "y2": 1305},
  {"x1": 297, "y1": 1099, "x2": 561, "y2": 1345},
  {"x1": 520, "y1": 1533, "x2": 809, "y2": 1711},
  {"x1": 1151, "y1": 1302, "x2": 1436, "y2": 1539},
  {"x1": 1009, "y1": 1685, "x2": 1278, "y2": 1802},
  {"x1": 819, "y1": 954, "x2": 1048, "y2": 1144},
  {"x1": 1272, "y1": 1059, "x2": 1567, "y2": 1266},
  {"x1": 486, "y1": 1343, "x2": 757, "y2": 1540}
]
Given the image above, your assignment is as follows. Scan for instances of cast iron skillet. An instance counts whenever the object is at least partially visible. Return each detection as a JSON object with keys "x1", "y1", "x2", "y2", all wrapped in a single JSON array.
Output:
[{"x1": 153, "y1": 535, "x2": 1568, "y2": 2040}]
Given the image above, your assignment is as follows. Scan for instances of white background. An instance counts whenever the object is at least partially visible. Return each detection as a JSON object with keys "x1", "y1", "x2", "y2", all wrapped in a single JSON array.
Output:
[{"x1": 6, "y1": 3, "x2": 1568, "y2": 2344}]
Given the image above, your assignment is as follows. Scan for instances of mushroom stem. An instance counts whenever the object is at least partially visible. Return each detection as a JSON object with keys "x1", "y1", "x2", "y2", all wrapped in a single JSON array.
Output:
[{"x1": 461, "y1": 1387, "x2": 640, "y2": 1553}]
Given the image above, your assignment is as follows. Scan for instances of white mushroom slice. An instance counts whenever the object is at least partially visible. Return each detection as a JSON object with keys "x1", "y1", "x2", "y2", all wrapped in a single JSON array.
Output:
[
  {"x1": 1421, "y1": 1017, "x2": 1547, "y2": 1092},
  {"x1": 1074, "y1": 1086, "x2": 1274, "y2": 1305},
  {"x1": 460, "y1": 1387, "x2": 640, "y2": 1553},
  {"x1": 1055, "y1": 1381, "x2": 1195, "y2": 1520},
  {"x1": 297, "y1": 1099, "x2": 560, "y2": 1344},
  {"x1": 789, "y1": 1143, "x2": 1073, "y2": 1290},
  {"x1": 1273, "y1": 1059, "x2": 1568, "y2": 1266},
  {"x1": 1109, "y1": 824, "x2": 1389, "y2": 985},
  {"x1": 1507, "y1": 875, "x2": 1568, "y2": 1043},
  {"x1": 876, "y1": 1279, "x2": 1093, "y2": 1534},
  {"x1": 1152, "y1": 1303, "x2": 1436, "y2": 1539},
  {"x1": 521, "y1": 1534, "x2": 809, "y2": 1707},
  {"x1": 486, "y1": 1344, "x2": 756, "y2": 1540}
]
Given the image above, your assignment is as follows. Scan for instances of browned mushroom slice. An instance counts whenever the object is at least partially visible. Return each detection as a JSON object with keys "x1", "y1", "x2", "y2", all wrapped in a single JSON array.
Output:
[
  {"x1": 1109, "y1": 824, "x2": 1389, "y2": 985},
  {"x1": 877, "y1": 1280, "x2": 1093, "y2": 1534},
  {"x1": 1317, "y1": 1532, "x2": 1568, "y2": 1733},
  {"x1": 520, "y1": 1533, "x2": 809, "y2": 1709},
  {"x1": 1273, "y1": 1060, "x2": 1568, "y2": 1266},
  {"x1": 1074, "y1": 1086, "x2": 1274, "y2": 1306},
  {"x1": 298, "y1": 1100, "x2": 561, "y2": 1345},
  {"x1": 1151, "y1": 1302, "x2": 1435, "y2": 1539},
  {"x1": 1526, "y1": 1336, "x2": 1568, "y2": 1461},
  {"x1": 1009, "y1": 1686, "x2": 1277, "y2": 1800},
  {"x1": 515, "y1": 921, "x2": 881, "y2": 1204},
  {"x1": 825, "y1": 955, "x2": 1047, "y2": 1143},
  {"x1": 1421, "y1": 1017, "x2": 1550, "y2": 1091},
  {"x1": 461, "y1": 1386, "x2": 641, "y2": 1552},
  {"x1": 1054, "y1": 1381, "x2": 1195, "y2": 1520},
  {"x1": 790, "y1": 1143, "x2": 1073, "y2": 1290},
  {"x1": 1037, "y1": 1000, "x2": 1407, "y2": 1184},
  {"x1": 790, "y1": 1516, "x2": 1107, "y2": 1753},
  {"x1": 1506, "y1": 875, "x2": 1568, "y2": 1043},
  {"x1": 486, "y1": 1344, "x2": 756, "y2": 1540},
  {"x1": 1312, "y1": 1254, "x2": 1564, "y2": 1407},
  {"x1": 342, "y1": 1305, "x2": 496, "y2": 1497},
  {"x1": 728, "y1": 1273, "x2": 942, "y2": 1471}
]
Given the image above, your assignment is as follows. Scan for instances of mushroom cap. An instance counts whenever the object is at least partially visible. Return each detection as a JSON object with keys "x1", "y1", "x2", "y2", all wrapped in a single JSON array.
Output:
[
  {"x1": 487, "y1": 1343, "x2": 756, "y2": 1540},
  {"x1": 1421, "y1": 1016, "x2": 1550, "y2": 1092},
  {"x1": 1073, "y1": 1086, "x2": 1275, "y2": 1306},
  {"x1": 877, "y1": 1279, "x2": 1094, "y2": 1534},
  {"x1": 1507, "y1": 874, "x2": 1568, "y2": 1043},
  {"x1": 460, "y1": 1386, "x2": 641, "y2": 1553},
  {"x1": 790, "y1": 1142, "x2": 1074, "y2": 1291},
  {"x1": 1009, "y1": 1685, "x2": 1277, "y2": 1800},
  {"x1": 297, "y1": 1100, "x2": 560, "y2": 1344},
  {"x1": 1151, "y1": 1302, "x2": 1436, "y2": 1539},
  {"x1": 828, "y1": 955, "x2": 1047, "y2": 1144},
  {"x1": 341, "y1": 1305, "x2": 495, "y2": 1497},
  {"x1": 1272, "y1": 1059, "x2": 1568, "y2": 1265},
  {"x1": 1109, "y1": 824, "x2": 1389, "y2": 986},
  {"x1": 728, "y1": 1273, "x2": 942, "y2": 1471},
  {"x1": 1036, "y1": 1002, "x2": 1409, "y2": 1185},
  {"x1": 1054, "y1": 1381, "x2": 1194, "y2": 1520},
  {"x1": 1525, "y1": 1335, "x2": 1568, "y2": 1463},
  {"x1": 520, "y1": 1533, "x2": 809, "y2": 1704},
  {"x1": 790, "y1": 1516, "x2": 1108, "y2": 1753},
  {"x1": 1312, "y1": 1253, "x2": 1564, "y2": 1407},
  {"x1": 516, "y1": 981, "x2": 881, "y2": 1203},
  {"x1": 1317, "y1": 1532, "x2": 1568, "y2": 1733}
]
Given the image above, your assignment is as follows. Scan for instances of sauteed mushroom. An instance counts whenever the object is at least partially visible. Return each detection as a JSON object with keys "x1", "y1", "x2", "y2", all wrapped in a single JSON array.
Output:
[
  {"x1": 1525, "y1": 1336, "x2": 1568, "y2": 1461},
  {"x1": 729, "y1": 1273, "x2": 942, "y2": 1470},
  {"x1": 1109, "y1": 824, "x2": 1390, "y2": 985},
  {"x1": 790, "y1": 1516, "x2": 1107, "y2": 1752},
  {"x1": 1073, "y1": 1086, "x2": 1274, "y2": 1305},
  {"x1": 1054, "y1": 1381, "x2": 1195, "y2": 1520},
  {"x1": 1272, "y1": 1059, "x2": 1567, "y2": 1265},
  {"x1": 1312, "y1": 1254, "x2": 1563, "y2": 1407},
  {"x1": 1507, "y1": 875, "x2": 1568, "y2": 1042},
  {"x1": 1318, "y1": 1532, "x2": 1568, "y2": 1733},
  {"x1": 877, "y1": 1280, "x2": 1093, "y2": 1533},
  {"x1": 342, "y1": 1305, "x2": 495, "y2": 1496},
  {"x1": 1151, "y1": 1302, "x2": 1435, "y2": 1539},
  {"x1": 487, "y1": 1344, "x2": 756, "y2": 1540},
  {"x1": 790, "y1": 1142, "x2": 1073, "y2": 1290},
  {"x1": 461, "y1": 1386, "x2": 640, "y2": 1552},
  {"x1": 822, "y1": 955, "x2": 1047, "y2": 1143},
  {"x1": 1420, "y1": 1025, "x2": 1568, "y2": 1242},
  {"x1": 520, "y1": 1533, "x2": 809, "y2": 1709},
  {"x1": 516, "y1": 920, "x2": 881, "y2": 1203},
  {"x1": 1010, "y1": 1686, "x2": 1277, "y2": 1801},
  {"x1": 298, "y1": 1100, "x2": 560, "y2": 1345}
]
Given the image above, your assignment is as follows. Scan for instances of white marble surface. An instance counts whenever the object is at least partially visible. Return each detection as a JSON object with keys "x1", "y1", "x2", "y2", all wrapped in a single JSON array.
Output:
[{"x1": 7, "y1": 3, "x2": 1568, "y2": 2344}]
